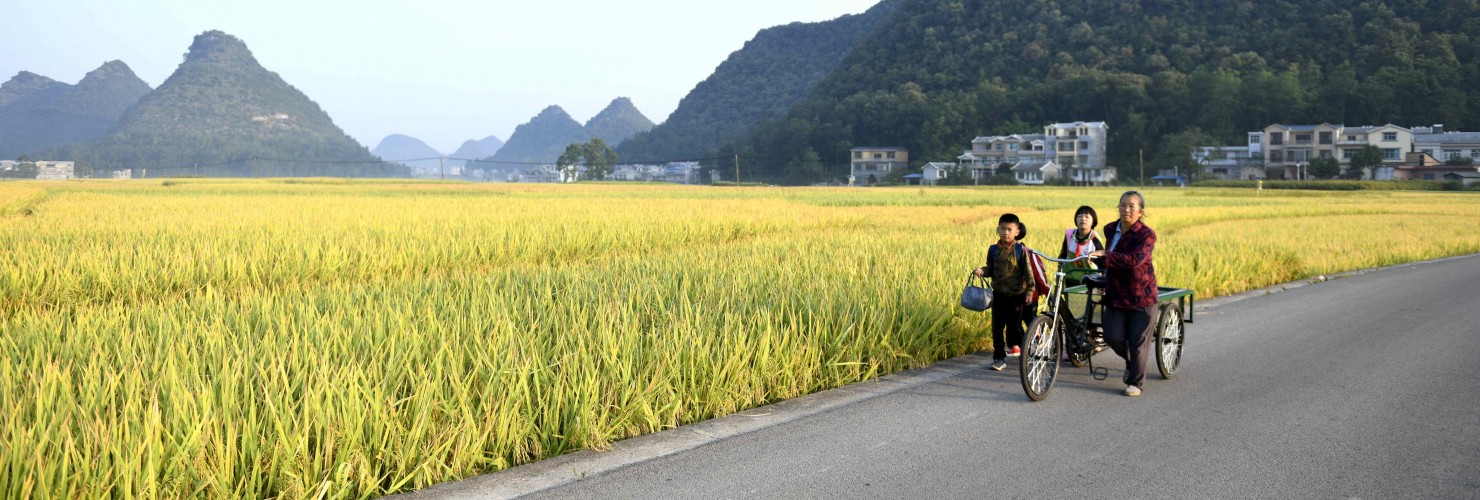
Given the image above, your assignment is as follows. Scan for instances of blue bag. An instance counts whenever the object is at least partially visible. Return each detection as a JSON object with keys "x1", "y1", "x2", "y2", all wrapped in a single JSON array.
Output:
[{"x1": 960, "y1": 272, "x2": 992, "y2": 312}]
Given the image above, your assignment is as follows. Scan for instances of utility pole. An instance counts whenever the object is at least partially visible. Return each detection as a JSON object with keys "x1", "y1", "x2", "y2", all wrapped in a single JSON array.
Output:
[
  {"x1": 439, "y1": 156, "x2": 445, "y2": 181},
  {"x1": 1139, "y1": 148, "x2": 1144, "y2": 185},
  {"x1": 734, "y1": 154, "x2": 740, "y2": 185},
  {"x1": 252, "y1": 156, "x2": 259, "y2": 178}
]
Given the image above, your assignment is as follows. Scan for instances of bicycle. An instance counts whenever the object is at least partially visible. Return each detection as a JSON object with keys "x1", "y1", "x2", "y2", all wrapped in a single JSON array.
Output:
[{"x1": 1019, "y1": 252, "x2": 1193, "y2": 401}]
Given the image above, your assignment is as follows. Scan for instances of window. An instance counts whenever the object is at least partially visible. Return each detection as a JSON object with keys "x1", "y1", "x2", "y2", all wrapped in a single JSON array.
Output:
[
  {"x1": 1295, "y1": 133, "x2": 1312, "y2": 143},
  {"x1": 887, "y1": 151, "x2": 896, "y2": 159},
  {"x1": 1271, "y1": 151, "x2": 1284, "y2": 162},
  {"x1": 1319, "y1": 150, "x2": 1333, "y2": 159},
  {"x1": 1059, "y1": 142, "x2": 1075, "y2": 152},
  {"x1": 995, "y1": 144, "x2": 1003, "y2": 150},
  {"x1": 1319, "y1": 132, "x2": 1332, "y2": 145},
  {"x1": 1423, "y1": 173, "x2": 1435, "y2": 180},
  {"x1": 1347, "y1": 135, "x2": 1357, "y2": 141},
  {"x1": 1383, "y1": 132, "x2": 1397, "y2": 142},
  {"x1": 1342, "y1": 149, "x2": 1355, "y2": 159},
  {"x1": 1382, "y1": 148, "x2": 1400, "y2": 160},
  {"x1": 873, "y1": 153, "x2": 882, "y2": 159},
  {"x1": 1008, "y1": 143, "x2": 1019, "y2": 151},
  {"x1": 1250, "y1": 135, "x2": 1260, "y2": 144},
  {"x1": 1269, "y1": 133, "x2": 1284, "y2": 145},
  {"x1": 1444, "y1": 150, "x2": 1461, "y2": 160},
  {"x1": 853, "y1": 151, "x2": 862, "y2": 159},
  {"x1": 1080, "y1": 141, "x2": 1089, "y2": 150}
]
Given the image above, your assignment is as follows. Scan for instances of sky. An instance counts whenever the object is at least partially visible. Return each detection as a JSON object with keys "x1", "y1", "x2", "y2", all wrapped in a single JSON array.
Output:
[{"x1": 2, "y1": 0, "x2": 879, "y2": 154}]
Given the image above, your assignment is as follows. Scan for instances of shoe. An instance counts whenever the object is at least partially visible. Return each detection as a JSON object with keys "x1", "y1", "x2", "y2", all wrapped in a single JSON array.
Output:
[
  {"x1": 1124, "y1": 385, "x2": 1142, "y2": 397},
  {"x1": 989, "y1": 359, "x2": 1007, "y2": 371},
  {"x1": 1007, "y1": 346, "x2": 1021, "y2": 357}
]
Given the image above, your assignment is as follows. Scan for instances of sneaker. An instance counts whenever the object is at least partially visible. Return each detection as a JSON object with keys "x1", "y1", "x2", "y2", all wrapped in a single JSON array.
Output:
[
  {"x1": 989, "y1": 359, "x2": 1007, "y2": 371},
  {"x1": 1007, "y1": 346, "x2": 1021, "y2": 356},
  {"x1": 1124, "y1": 385, "x2": 1142, "y2": 397}
]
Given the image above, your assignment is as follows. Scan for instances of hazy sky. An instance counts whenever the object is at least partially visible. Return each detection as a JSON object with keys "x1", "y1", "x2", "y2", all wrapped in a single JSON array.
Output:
[{"x1": 2, "y1": 0, "x2": 879, "y2": 154}]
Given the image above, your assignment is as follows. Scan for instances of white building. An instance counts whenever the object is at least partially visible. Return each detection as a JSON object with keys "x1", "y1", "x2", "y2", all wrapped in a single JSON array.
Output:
[
  {"x1": 1411, "y1": 125, "x2": 1480, "y2": 163},
  {"x1": 921, "y1": 162, "x2": 954, "y2": 185},
  {"x1": 1011, "y1": 159, "x2": 1060, "y2": 185},
  {"x1": 959, "y1": 121, "x2": 1112, "y2": 185}
]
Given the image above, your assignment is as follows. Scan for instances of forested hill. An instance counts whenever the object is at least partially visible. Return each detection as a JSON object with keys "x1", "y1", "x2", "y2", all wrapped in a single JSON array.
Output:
[
  {"x1": 52, "y1": 30, "x2": 401, "y2": 177},
  {"x1": 739, "y1": 0, "x2": 1480, "y2": 183},
  {"x1": 585, "y1": 97, "x2": 654, "y2": 146},
  {"x1": 0, "y1": 62, "x2": 152, "y2": 160},
  {"x1": 614, "y1": 0, "x2": 901, "y2": 163}
]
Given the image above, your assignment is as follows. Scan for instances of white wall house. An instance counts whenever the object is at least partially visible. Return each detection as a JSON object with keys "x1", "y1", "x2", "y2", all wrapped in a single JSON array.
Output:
[
  {"x1": 1011, "y1": 159, "x2": 1060, "y2": 185},
  {"x1": 921, "y1": 162, "x2": 953, "y2": 185},
  {"x1": 960, "y1": 121, "x2": 1110, "y2": 186},
  {"x1": 1193, "y1": 145, "x2": 1265, "y2": 180}
]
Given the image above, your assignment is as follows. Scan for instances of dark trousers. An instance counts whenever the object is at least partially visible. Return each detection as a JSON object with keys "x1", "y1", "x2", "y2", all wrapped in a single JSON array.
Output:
[
  {"x1": 991, "y1": 292, "x2": 1029, "y2": 360},
  {"x1": 1102, "y1": 305, "x2": 1157, "y2": 387}
]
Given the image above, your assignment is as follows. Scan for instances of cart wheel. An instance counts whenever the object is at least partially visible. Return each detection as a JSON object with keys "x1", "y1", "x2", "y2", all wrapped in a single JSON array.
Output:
[
  {"x1": 1156, "y1": 304, "x2": 1185, "y2": 379},
  {"x1": 1021, "y1": 314, "x2": 1063, "y2": 401}
]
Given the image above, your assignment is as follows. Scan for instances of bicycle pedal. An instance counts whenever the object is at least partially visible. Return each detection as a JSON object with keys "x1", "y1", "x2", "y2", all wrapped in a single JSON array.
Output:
[{"x1": 1092, "y1": 367, "x2": 1109, "y2": 380}]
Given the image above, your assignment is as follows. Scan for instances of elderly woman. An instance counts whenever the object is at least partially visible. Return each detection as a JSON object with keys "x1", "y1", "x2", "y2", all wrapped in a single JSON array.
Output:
[{"x1": 1087, "y1": 191, "x2": 1157, "y2": 397}]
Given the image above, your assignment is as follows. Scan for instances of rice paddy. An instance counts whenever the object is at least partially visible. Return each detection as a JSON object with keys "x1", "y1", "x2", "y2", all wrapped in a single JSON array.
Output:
[{"x1": 2, "y1": 179, "x2": 1477, "y2": 498}]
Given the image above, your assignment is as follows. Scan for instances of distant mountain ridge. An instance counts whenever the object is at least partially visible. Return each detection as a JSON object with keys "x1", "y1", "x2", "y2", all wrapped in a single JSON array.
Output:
[
  {"x1": 482, "y1": 98, "x2": 652, "y2": 169},
  {"x1": 614, "y1": 0, "x2": 900, "y2": 163},
  {"x1": 53, "y1": 30, "x2": 400, "y2": 177},
  {"x1": 371, "y1": 134, "x2": 441, "y2": 170},
  {"x1": 450, "y1": 136, "x2": 503, "y2": 167},
  {"x1": 0, "y1": 61, "x2": 152, "y2": 160},
  {"x1": 585, "y1": 97, "x2": 654, "y2": 146}
]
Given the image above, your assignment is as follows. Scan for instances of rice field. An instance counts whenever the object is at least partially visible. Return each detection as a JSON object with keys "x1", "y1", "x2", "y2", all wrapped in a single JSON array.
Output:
[{"x1": 2, "y1": 179, "x2": 1478, "y2": 498}]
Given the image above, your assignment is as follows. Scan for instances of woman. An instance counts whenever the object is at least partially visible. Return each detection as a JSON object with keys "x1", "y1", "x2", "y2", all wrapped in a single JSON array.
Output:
[
  {"x1": 1087, "y1": 191, "x2": 1157, "y2": 397},
  {"x1": 1058, "y1": 205, "x2": 1103, "y2": 280}
]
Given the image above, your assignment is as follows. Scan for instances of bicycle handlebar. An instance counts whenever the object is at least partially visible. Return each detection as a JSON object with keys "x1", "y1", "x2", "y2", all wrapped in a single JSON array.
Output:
[{"x1": 1031, "y1": 250, "x2": 1095, "y2": 265}]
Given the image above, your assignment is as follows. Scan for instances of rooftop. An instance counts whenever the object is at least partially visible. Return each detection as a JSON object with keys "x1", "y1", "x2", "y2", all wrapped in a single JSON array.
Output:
[{"x1": 1413, "y1": 132, "x2": 1480, "y2": 144}]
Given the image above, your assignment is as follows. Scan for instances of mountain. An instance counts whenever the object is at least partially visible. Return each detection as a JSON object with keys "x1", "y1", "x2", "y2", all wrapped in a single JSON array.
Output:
[
  {"x1": 0, "y1": 62, "x2": 152, "y2": 160},
  {"x1": 482, "y1": 105, "x2": 588, "y2": 168},
  {"x1": 0, "y1": 72, "x2": 66, "y2": 107},
  {"x1": 614, "y1": 0, "x2": 900, "y2": 163},
  {"x1": 740, "y1": 0, "x2": 1480, "y2": 183},
  {"x1": 372, "y1": 134, "x2": 442, "y2": 171},
  {"x1": 449, "y1": 135, "x2": 503, "y2": 167},
  {"x1": 53, "y1": 30, "x2": 401, "y2": 177},
  {"x1": 584, "y1": 97, "x2": 654, "y2": 146}
]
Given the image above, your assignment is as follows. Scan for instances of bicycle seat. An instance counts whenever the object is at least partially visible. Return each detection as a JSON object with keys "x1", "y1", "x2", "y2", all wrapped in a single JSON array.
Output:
[{"x1": 1082, "y1": 273, "x2": 1107, "y2": 289}]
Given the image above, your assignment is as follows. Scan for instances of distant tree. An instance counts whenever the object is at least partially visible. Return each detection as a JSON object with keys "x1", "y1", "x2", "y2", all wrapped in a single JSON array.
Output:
[
  {"x1": 1444, "y1": 156, "x2": 1474, "y2": 165},
  {"x1": 1348, "y1": 145, "x2": 1384, "y2": 180},
  {"x1": 556, "y1": 143, "x2": 584, "y2": 181},
  {"x1": 995, "y1": 162, "x2": 1013, "y2": 175},
  {"x1": 784, "y1": 147, "x2": 824, "y2": 184},
  {"x1": 580, "y1": 138, "x2": 618, "y2": 180},
  {"x1": 1308, "y1": 157, "x2": 1341, "y2": 179}
]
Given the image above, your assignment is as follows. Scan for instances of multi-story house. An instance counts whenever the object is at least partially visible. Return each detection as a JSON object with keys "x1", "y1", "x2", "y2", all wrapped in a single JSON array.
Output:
[
  {"x1": 1411, "y1": 124, "x2": 1480, "y2": 164},
  {"x1": 958, "y1": 134, "x2": 1049, "y2": 180},
  {"x1": 850, "y1": 147, "x2": 908, "y2": 185},
  {"x1": 1192, "y1": 132, "x2": 1266, "y2": 180},
  {"x1": 958, "y1": 121, "x2": 1112, "y2": 185},
  {"x1": 1044, "y1": 121, "x2": 1108, "y2": 169},
  {"x1": 1261, "y1": 123, "x2": 1411, "y2": 179}
]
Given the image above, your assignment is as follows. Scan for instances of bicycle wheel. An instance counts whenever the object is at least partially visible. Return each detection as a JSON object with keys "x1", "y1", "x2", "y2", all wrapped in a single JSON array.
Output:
[
  {"x1": 1021, "y1": 314, "x2": 1063, "y2": 401},
  {"x1": 1156, "y1": 304, "x2": 1185, "y2": 379}
]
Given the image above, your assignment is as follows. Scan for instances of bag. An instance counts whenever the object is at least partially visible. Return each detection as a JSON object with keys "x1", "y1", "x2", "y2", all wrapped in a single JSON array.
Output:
[{"x1": 960, "y1": 272, "x2": 993, "y2": 312}]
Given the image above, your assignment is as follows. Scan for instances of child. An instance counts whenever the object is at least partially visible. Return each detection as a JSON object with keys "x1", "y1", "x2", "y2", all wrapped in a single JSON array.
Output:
[
  {"x1": 1059, "y1": 205, "x2": 1104, "y2": 282},
  {"x1": 973, "y1": 213, "x2": 1035, "y2": 371}
]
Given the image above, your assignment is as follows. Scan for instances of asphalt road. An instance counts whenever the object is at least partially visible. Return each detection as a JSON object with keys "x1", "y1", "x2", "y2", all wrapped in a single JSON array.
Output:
[{"x1": 408, "y1": 253, "x2": 1480, "y2": 499}]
